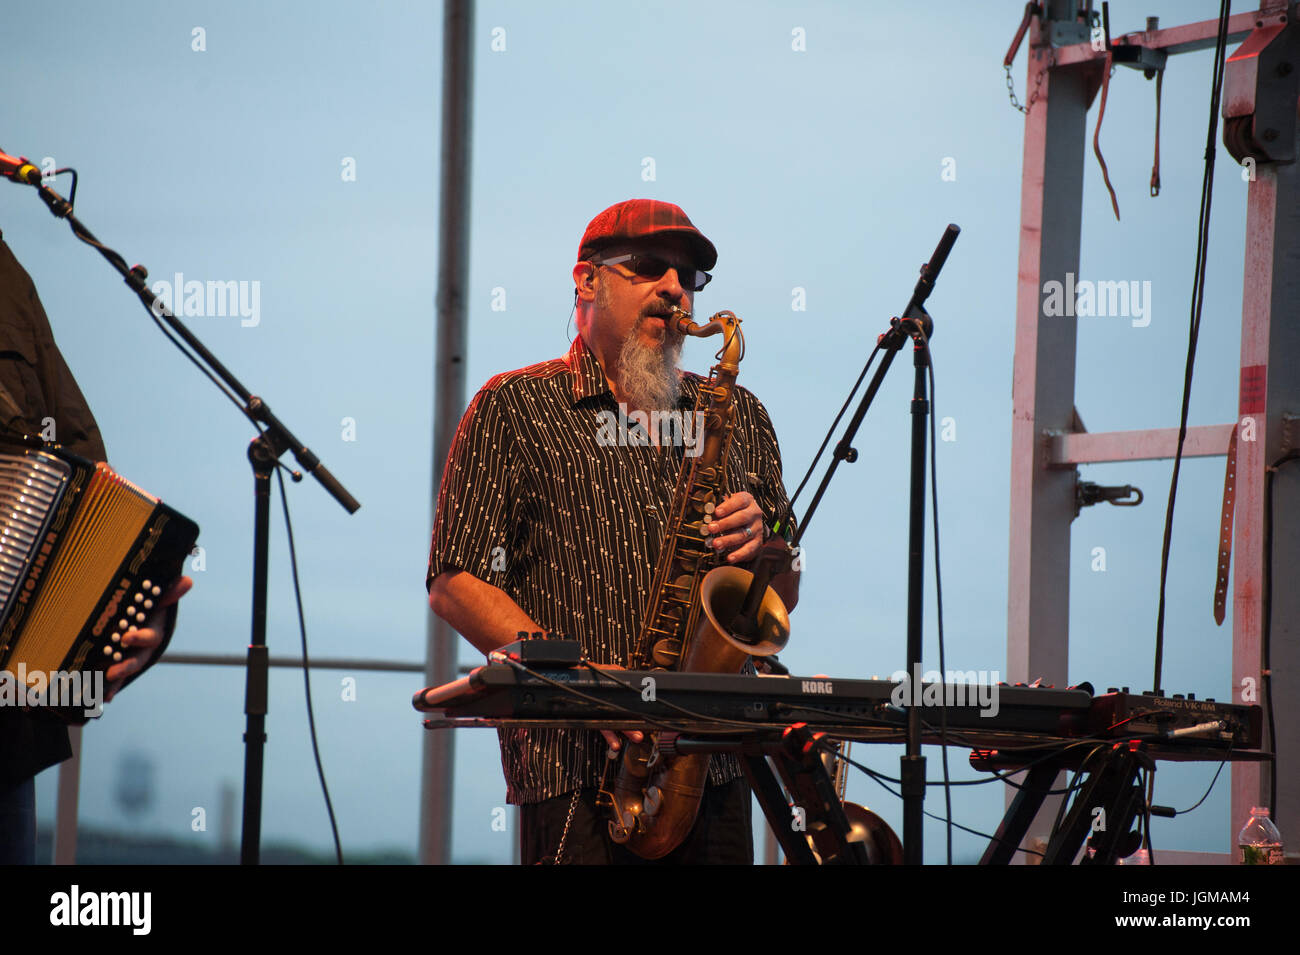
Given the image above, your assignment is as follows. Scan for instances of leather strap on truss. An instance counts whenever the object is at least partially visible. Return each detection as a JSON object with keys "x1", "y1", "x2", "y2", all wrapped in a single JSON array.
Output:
[
  {"x1": 1094, "y1": 49, "x2": 1122, "y2": 221},
  {"x1": 1214, "y1": 423, "x2": 1238, "y2": 626}
]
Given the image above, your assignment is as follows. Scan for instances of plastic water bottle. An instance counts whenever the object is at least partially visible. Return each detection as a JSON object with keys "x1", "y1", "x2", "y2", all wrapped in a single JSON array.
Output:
[{"x1": 1238, "y1": 806, "x2": 1284, "y2": 865}]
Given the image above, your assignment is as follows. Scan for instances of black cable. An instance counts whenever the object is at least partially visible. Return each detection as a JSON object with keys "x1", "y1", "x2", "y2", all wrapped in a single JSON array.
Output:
[
  {"x1": 479, "y1": 659, "x2": 683, "y2": 732},
  {"x1": 52, "y1": 186, "x2": 307, "y2": 493},
  {"x1": 1142, "y1": 767, "x2": 1156, "y2": 865},
  {"x1": 833, "y1": 737, "x2": 1097, "y2": 795},
  {"x1": 1152, "y1": 0, "x2": 1232, "y2": 693},
  {"x1": 769, "y1": 697, "x2": 1134, "y2": 758},
  {"x1": 777, "y1": 341, "x2": 884, "y2": 535},
  {"x1": 838, "y1": 746, "x2": 1045, "y2": 860},
  {"x1": 5, "y1": 163, "x2": 253, "y2": 420},
  {"x1": 51, "y1": 167, "x2": 79, "y2": 211},
  {"x1": 549, "y1": 659, "x2": 782, "y2": 733},
  {"x1": 59, "y1": 213, "x2": 252, "y2": 419},
  {"x1": 275, "y1": 467, "x2": 344, "y2": 865},
  {"x1": 487, "y1": 658, "x2": 1111, "y2": 788},
  {"x1": 1168, "y1": 741, "x2": 1233, "y2": 817},
  {"x1": 917, "y1": 325, "x2": 954, "y2": 864},
  {"x1": 1047, "y1": 745, "x2": 1107, "y2": 849}
]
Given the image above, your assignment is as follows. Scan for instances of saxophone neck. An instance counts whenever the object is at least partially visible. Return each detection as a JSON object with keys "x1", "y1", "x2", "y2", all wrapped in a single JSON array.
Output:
[
  {"x1": 668, "y1": 306, "x2": 738, "y2": 341},
  {"x1": 668, "y1": 308, "x2": 743, "y2": 376}
]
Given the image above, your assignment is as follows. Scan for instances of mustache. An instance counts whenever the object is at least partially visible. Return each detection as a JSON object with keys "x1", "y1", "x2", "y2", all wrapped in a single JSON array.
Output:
[{"x1": 638, "y1": 305, "x2": 685, "y2": 342}]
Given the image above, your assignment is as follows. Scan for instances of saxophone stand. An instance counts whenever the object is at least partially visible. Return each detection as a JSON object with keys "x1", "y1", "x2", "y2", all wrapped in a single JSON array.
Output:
[
  {"x1": 731, "y1": 225, "x2": 959, "y2": 866},
  {"x1": 7, "y1": 162, "x2": 362, "y2": 865},
  {"x1": 669, "y1": 727, "x2": 873, "y2": 864}
]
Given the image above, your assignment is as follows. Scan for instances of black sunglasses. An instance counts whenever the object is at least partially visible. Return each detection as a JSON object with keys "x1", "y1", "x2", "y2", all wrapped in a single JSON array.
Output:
[{"x1": 591, "y1": 253, "x2": 712, "y2": 292}]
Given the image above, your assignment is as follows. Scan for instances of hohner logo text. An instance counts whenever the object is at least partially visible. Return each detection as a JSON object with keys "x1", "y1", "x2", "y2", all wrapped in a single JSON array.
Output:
[
  {"x1": 92, "y1": 578, "x2": 132, "y2": 637},
  {"x1": 19, "y1": 531, "x2": 57, "y2": 604}
]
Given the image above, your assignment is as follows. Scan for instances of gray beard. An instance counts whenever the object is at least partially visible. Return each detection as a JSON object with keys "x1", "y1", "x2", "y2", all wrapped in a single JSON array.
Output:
[{"x1": 617, "y1": 319, "x2": 683, "y2": 413}]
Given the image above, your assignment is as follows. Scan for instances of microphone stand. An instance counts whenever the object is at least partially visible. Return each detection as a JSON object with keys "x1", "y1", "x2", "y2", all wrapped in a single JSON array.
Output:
[
  {"x1": 730, "y1": 225, "x2": 959, "y2": 866},
  {"x1": 11, "y1": 171, "x2": 361, "y2": 865}
]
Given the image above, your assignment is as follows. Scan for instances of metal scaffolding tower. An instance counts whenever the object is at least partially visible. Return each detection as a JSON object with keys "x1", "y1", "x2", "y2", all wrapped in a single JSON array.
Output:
[{"x1": 1008, "y1": 0, "x2": 1297, "y2": 862}]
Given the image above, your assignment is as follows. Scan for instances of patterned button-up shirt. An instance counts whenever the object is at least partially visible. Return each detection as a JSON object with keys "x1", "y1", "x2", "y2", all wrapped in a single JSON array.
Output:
[{"x1": 427, "y1": 334, "x2": 796, "y2": 804}]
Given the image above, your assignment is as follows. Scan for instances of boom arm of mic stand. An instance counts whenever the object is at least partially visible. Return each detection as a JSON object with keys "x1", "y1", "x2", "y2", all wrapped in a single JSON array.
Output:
[
  {"x1": 247, "y1": 399, "x2": 360, "y2": 513},
  {"x1": 727, "y1": 308, "x2": 932, "y2": 639},
  {"x1": 759, "y1": 223, "x2": 957, "y2": 553},
  {"x1": 15, "y1": 174, "x2": 360, "y2": 514}
]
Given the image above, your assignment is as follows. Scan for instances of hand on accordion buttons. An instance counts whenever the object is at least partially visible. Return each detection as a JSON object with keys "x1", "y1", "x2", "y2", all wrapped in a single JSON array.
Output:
[
  {"x1": 705, "y1": 491, "x2": 765, "y2": 564},
  {"x1": 105, "y1": 576, "x2": 194, "y2": 702}
]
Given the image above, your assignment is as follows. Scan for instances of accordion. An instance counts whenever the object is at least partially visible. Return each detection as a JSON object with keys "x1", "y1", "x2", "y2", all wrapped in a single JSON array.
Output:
[{"x1": 0, "y1": 442, "x2": 199, "y2": 690}]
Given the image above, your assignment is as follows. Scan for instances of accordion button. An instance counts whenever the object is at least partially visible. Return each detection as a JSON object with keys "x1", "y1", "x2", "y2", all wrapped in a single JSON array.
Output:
[
  {"x1": 151, "y1": 586, "x2": 161, "y2": 596},
  {"x1": 102, "y1": 646, "x2": 112, "y2": 655},
  {"x1": 134, "y1": 593, "x2": 144, "y2": 603},
  {"x1": 119, "y1": 619, "x2": 129, "y2": 630},
  {"x1": 144, "y1": 600, "x2": 154, "y2": 610},
  {"x1": 111, "y1": 633, "x2": 121, "y2": 643},
  {"x1": 142, "y1": 580, "x2": 152, "y2": 589},
  {"x1": 135, "y1": 612, "x2": 146, "y2": 623},
  {"x1": 112, "y1": 652, "x2": 122, "y2": 662}
]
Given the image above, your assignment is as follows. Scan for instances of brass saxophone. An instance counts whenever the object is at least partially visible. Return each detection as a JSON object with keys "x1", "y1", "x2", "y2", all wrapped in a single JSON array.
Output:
[{"x1": 599, "y1": 307, "x2": 791, "y2": 858}]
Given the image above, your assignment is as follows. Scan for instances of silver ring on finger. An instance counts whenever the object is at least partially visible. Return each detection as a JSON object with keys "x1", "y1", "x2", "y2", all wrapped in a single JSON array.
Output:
[{"x1": 743, "y1": 525, "x2": 753, "y2": 539}]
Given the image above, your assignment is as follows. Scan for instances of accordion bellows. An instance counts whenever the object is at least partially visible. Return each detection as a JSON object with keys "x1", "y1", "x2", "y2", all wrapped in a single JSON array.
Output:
[{"x1": 0, "y1": 443, "x2": 199, "y2": 683}]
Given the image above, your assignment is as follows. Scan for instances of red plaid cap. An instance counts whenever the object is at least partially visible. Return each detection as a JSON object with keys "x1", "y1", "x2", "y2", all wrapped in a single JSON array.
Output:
[{"x1": 577, "y1": 199, "x2": 717, "y2": 270}]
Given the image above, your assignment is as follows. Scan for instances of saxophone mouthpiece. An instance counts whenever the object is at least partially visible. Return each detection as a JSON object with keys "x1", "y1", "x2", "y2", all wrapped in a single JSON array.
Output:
[
  {"x1": 666, "y1": 305, "x2": 696, "y2": 336},
  {"x1": 668, "y1": 305, "x2": 726, "y2": 337}
]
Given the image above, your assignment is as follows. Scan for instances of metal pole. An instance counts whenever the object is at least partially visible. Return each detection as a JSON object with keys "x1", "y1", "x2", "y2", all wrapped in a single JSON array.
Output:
[
  {"x1": 52, "y1": 725, "x2": 82, "y2": 864},
  {"x1": 419, "y1": 0, "x2": 474, "y2": 866},
  {"x1": 1232, "y1": 118, "x2": 1300, "y2": 861},
  {"x1": 1006, "y1": 4, "x2": 1097, "y2": 858},
  {"x1": 1007, "y1": 5, "x2": 1091, "y2": 718}
]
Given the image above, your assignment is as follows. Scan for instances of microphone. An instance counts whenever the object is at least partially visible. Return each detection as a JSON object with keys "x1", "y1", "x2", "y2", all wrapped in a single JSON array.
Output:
[
  {"x1": 0, "y1": 150, "x2": 43, "y2": 185},
  {"x1": 728, "y1": 540, "x2": 793, "y2": 640},
  {"x1": 901, "y1": 223, "x2": 960, "y2": 325}
]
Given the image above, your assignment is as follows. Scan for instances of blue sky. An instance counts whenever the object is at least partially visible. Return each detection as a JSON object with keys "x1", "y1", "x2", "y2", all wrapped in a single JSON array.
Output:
[{"x1": 3, "y1": 0, "x2": 1252, "y2": 863}]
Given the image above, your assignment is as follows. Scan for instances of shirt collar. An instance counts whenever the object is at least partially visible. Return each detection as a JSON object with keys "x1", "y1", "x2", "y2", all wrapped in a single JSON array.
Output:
[{"x1": 565, "y1": 335, "x2": 611, "y2": 405}]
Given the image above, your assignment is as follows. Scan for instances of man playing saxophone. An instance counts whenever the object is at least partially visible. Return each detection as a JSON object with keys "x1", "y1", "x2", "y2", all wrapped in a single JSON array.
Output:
[{"x1": 427, "y1": 198, "x2": 799, "y2": 864}]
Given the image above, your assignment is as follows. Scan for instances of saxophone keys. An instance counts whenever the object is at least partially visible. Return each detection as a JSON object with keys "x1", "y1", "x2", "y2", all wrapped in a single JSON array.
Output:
[
  {"x1": 651, "y1": 638, "x2": 681, "y2": 666},
  {"x1": 608, "y1": 812, "x2": 635, "y2": 843},
  {"x1": 643, "y1": 786, "x2": 663, "y2": 817}
]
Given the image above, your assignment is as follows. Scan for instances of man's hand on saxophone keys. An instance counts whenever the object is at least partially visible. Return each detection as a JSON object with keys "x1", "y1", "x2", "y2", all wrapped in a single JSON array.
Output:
[{"x1": 705, "y1": 491, "x2": 767, "y2": 563}]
